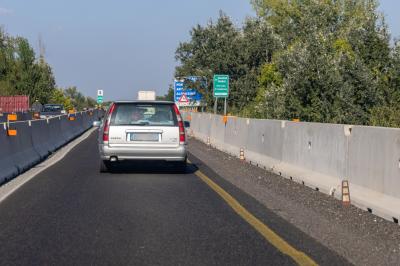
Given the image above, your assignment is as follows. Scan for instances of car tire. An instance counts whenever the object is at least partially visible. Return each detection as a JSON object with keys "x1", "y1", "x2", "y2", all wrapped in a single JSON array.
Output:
[{"x1": 100, "y1": 160, "x2": 110, "y2": 173}]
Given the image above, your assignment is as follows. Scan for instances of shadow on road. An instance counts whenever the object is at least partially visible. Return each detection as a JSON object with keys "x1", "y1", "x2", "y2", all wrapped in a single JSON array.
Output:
[{"x1": 105, "y1": 160, "x2": 198, "y2": 175}]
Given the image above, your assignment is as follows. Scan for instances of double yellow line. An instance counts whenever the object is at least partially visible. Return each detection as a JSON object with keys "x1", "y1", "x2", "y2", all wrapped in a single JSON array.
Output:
[{"x1": 193, "y1": 167, "x2": 318, "y2": 266}]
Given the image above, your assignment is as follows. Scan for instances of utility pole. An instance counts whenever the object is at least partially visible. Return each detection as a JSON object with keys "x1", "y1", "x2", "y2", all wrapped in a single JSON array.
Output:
[{"x1": 38, "y1": 34, "x2": 46, "y2": 64}]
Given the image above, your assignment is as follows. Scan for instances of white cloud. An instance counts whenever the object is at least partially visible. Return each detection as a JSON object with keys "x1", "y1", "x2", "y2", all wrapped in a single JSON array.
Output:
[{"x1": 0, "y1": 7, "x2": 13, "y2": 16}]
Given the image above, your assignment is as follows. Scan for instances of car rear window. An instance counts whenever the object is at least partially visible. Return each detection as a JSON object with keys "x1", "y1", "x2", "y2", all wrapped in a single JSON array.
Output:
[{"x1": 110, "y1": 103, "x2": 177, "y2": 126}]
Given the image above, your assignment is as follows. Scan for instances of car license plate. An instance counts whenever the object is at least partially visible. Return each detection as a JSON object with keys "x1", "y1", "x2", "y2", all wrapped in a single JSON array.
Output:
[{"x1": 127, "y1": 133, "x2": 159, "y2": 142}]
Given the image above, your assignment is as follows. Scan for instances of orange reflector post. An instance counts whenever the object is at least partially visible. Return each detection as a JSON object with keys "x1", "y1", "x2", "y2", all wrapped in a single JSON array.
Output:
[
  {"x1": 7, "y1": 114, "x2": 17, "y2": 121},
  {"x1": 7, "y1": 129, "x2": 17, "y2": 136},
  {"x1": 223, "y1": 116, "x2": 228, "y2": 124}
]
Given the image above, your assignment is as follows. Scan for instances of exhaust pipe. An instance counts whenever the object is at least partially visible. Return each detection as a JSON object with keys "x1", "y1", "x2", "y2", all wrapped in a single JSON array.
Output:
[{"x1": 110, "y1": 156, "x2": 118, "y2": 162}]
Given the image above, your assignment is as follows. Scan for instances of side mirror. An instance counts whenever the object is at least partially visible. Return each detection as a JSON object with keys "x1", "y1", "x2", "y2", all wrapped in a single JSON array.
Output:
[
  {"x1": 93, "y1": 121, "x2": 101, "y2": 127},
  {"x1": 184, "y1": 121, "x2": 190, "y2": 128}
]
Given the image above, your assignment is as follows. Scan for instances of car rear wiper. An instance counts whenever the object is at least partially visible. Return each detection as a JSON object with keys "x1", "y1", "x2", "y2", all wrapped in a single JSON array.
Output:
[{"x1": 130, "y1": 121, "x2": 150, "y2": 126}]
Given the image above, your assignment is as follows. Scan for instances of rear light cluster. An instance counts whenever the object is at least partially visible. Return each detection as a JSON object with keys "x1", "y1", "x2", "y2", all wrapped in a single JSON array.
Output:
[
  {"x1": 103, "y1": 103, "x2": 116, "y2": 142},
  {"x1": 173, "y1": 104, "x2": 186, "y2": 144}
]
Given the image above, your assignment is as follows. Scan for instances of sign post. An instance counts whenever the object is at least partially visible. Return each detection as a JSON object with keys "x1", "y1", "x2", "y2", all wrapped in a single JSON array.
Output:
[{"x1": 213, "y1": 75, "x2": 229, "y2": 115}]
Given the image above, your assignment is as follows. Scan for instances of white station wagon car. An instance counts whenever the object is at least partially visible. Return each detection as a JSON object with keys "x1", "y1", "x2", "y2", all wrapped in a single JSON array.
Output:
[{"x1": 95, "y1": 101, "x2": 189, "y2": 172}]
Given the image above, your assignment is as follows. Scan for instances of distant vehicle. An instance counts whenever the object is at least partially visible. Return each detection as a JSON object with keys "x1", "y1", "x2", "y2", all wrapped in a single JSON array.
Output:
[
  {"x1": 40, "y1": 104, "x2": 66, "y2": 118},
  {"x1": 94, "y1": 100, "x2": 190, "y2": 172},
  {"x1": 137, "y1": 91, "x2": 156, "y2": 101},
  {"x1": 0, "y1": 96, "x2": 29, "y2": 113}
]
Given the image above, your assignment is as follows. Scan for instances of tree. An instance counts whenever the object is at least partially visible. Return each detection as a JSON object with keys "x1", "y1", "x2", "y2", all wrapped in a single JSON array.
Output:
[
  {"x1": 50, "y1": 88, "x2": 73, "y2": 110},
  {"x1": 157, "y1": 85, "x2": 174, "y2": 101},
  {"x1": 0, "y1": 28, "x2": 98, "y2": 111},
  {"x1": 247, "y1": 0, "x2": 395, "y2": 125},
  {"x1": 65, "y1": 86, "x2": 87, "y2": 110},
  {"x1": 175, "y1": 13, "x2": 278, "y2": 112},
  {"x1": 173, "y1": 1, "x2": 398, "y2": 126}
]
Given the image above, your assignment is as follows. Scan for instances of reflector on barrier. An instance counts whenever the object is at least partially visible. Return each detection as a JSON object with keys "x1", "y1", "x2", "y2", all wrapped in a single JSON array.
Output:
[
  {"x1": 7, "y1": 114, "x2": 17, "y2": 121},
  {"x1": 6, "y1": 113, "x2": 17, "y2": 136},
  {"x1": 7, "y1": 129, "x2": 17, "y2": 136},
  {"x1": 223, "y1": 115, "x2": 228, "y2": 124},
  {"x1": 68, "y1": 109, "x2": 76, "y2": 121}
]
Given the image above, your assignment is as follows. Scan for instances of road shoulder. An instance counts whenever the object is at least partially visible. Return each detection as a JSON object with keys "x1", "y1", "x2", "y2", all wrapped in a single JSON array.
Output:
[{"x1": 188, "y1": 137, "x2": 400, "y2": 266}]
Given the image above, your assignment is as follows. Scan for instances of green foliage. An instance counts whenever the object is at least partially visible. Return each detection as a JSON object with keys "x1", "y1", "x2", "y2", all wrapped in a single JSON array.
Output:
[
  {"x1": 0, "y1": 28, "x2": 93, "y2": 110},
  {"x1": 157, "y1": 85, "x2": 174, "y2": 101},
  {"x1": 50, "y1": 89, "x2": 73, "y2": 110},
  {"x1": 64, "y1": 86, "x2": 96, "y2": 110},
  {"x1": 175, "y1": 12, "x2": 278, "y2": 112},
  {"x1": 175, "y1": 0, "x2": 400, "y2": 127}
]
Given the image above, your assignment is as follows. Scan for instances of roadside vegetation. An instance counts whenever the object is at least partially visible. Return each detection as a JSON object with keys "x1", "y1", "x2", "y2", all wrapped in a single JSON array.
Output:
[
  {"x1": 0, "y1": 28, "x2": 96, "y2": 111},
  {"x1": 175, "y1": 0, "x2": 400, "y2": 127}
]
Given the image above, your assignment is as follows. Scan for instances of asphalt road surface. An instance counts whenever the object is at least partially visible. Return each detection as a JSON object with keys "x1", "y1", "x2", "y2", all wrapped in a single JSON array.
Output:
[{"x1": 0, "y1": 132, "x2": 348, "y2": 265}]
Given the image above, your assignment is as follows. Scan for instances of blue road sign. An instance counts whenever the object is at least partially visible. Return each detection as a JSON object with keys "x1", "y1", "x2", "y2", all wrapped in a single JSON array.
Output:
[{"x1": 174, "y1": 78, "x2": 203, "y2": 106}]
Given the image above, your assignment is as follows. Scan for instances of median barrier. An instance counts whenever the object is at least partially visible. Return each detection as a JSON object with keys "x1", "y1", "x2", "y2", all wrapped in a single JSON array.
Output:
[
  {"x1": 0, "y1": 111, "x2": 97, "y2": 185},
  {"x1": 189, "y1": 112, "x2": 400, "y2": 223},
  {"x1": 8, "y1": 122, "x2": 41, "y2": 174},
  {"x1": 0, "y1": 112, "x2": 33, "y2": 123},
  {"x1": 0, "y1": 124, "x2": 19, "y2": 184},
  {"x1": 31, "y1": 119, "x2": 53, "y2": 159}
]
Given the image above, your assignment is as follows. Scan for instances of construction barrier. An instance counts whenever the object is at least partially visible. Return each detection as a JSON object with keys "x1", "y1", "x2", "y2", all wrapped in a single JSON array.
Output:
[
  {"x1": 0, "y1": 110, "x2": 101, "y2": 184},
  {"x1": 190, "y1": 112, "x2": 400, "y2": 224}
]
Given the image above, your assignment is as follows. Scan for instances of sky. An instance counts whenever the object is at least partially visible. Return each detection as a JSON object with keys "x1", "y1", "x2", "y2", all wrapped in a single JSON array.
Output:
[{"x1": 0, "y1": 0, "x2": 399, "y2": 101}]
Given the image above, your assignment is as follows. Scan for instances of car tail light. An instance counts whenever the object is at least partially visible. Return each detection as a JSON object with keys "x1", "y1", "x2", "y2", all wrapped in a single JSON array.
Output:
[
  {"x1": 173, "y1": 104, "x2": 186, "y2": 144},
  {"x1": 103, "y1": 103, "x2": 116, "y2": 142}
]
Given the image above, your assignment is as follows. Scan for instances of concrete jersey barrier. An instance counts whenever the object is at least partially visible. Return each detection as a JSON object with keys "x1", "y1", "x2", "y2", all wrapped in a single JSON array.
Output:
[
  {"x1": 189, "y1": 112, "x2": 400, "y2": 223},
  {"x1": 0, "y1": 110, "x2": 100, "y2": 184}
]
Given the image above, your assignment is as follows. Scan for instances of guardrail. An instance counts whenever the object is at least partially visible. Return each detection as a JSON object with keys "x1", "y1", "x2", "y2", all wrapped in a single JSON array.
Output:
[
  {"x1": 189, "y1": 113, "x2": 400, "y2": 224},
  {"x1": 0, "y1": 110, "x2": 102, "y2": 185}
]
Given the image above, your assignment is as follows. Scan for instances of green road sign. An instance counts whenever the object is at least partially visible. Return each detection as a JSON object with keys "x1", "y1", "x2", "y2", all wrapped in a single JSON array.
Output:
[
  {"x1": 213, "y1": 75, "x2": 229, "y2": 97},
  {"x1": 97, "y1": 95, "x2": 103, "y2": 104}
]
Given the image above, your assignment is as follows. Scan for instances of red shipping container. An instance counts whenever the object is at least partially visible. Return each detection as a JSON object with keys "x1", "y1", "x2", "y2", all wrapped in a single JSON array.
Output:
[{"x1": 0, "y1": 96, "x2": 30, "y2": 113}]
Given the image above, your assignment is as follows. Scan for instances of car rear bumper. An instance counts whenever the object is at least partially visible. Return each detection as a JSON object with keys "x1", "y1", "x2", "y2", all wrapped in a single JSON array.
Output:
[{"x1": 99, "y1": 144, "x2": 187, "y2": 162}]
